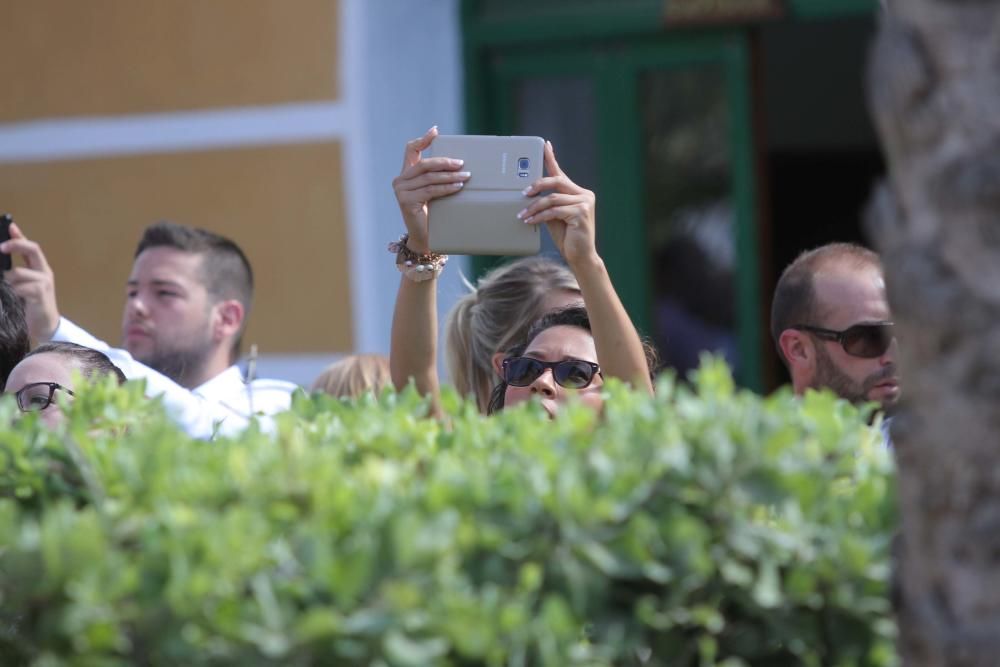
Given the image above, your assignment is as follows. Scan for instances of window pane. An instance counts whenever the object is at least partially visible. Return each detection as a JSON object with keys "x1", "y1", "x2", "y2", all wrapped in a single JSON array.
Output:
[{"x1": 514, "y1": 76, "x2": 598, "y2": 255}]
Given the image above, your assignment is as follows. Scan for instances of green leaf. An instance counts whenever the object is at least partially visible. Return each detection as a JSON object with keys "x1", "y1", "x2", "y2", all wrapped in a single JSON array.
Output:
[{"x1": 383, "y1": 631, "x2": 449, "y2": 666}]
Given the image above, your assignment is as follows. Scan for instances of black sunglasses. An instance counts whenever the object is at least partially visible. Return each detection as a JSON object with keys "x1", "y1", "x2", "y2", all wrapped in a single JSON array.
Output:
[
  {"x1": 792, "y1": 322, "x2": 895, "y2": 359},
  {"x1": 15, "y1": 382, "x2": 74, "y2": 412},
  {"x1": 502, "y1": 357, "x2": 602, "y2": 389}
]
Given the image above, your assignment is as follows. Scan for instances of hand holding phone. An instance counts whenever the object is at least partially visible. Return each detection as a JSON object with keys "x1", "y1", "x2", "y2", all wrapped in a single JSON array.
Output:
[
  {"x1": 518, "y1": 141, "x2": 598, "y2": 269},
  {"x1": 0, "y1": 220, "x2": 63, "y2": 340},
  {"x1": 392, "y1": 127, "x2": 470, "y2": 255}
]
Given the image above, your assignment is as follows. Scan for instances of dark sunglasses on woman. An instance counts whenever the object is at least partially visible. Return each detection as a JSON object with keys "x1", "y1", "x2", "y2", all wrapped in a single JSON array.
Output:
[
  {"x1": 502, "y1": 357, "x2": 602, "y2": 389},
  {"x1": 15, "y1": 382, "x2": 74, "y2": 412},
  {"x1": 792, "y1": 322, "x2": 894, "y2": 358}
]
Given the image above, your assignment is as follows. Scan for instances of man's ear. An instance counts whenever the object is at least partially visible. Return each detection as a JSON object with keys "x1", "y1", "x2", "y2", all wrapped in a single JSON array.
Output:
[
  {"x1": 213, "y1": 299, "x2": 245, "y2": 342},
  {"x1": 491, "y1": 352, "x2": 506, "y2": 378},
  {"x1": 778, "y1": 329, "x2": 813, "y2": 374}
]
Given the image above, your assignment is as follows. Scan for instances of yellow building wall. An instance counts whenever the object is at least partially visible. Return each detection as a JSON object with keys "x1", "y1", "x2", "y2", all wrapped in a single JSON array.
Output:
[
  {"x1": 0, "y1": 143, "x2": 351, "y2": 353},
  {"x1": 1, "y1": 1, "x2": 352, "y2": 354},
  {"x1": 1, "y1": 0, "x2": 339, "y2": 121}
]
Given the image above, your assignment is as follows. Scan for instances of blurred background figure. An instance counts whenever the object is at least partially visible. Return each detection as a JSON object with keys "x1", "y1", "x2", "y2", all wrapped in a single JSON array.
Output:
[
  {"x1": 311, "y1": 354, "x2": 391, "y2": 399},
  {"x1": 652, "y1": 201, "x2": 737, "y2": 379}
]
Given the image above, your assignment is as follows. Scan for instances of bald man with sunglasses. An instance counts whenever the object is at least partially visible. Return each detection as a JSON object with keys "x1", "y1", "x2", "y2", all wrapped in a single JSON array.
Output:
[{"x1": 771, "y1": 243, "x2": 900, "y2": 411}]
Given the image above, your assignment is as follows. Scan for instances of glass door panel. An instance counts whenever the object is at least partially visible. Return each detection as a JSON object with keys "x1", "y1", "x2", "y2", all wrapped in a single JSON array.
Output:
[
  {"x1": 640, "y1": 65, "x2": 740, "y2": 378},
  {"x1": 481, "y1": 35, "x2": 762, "y2": 388}
]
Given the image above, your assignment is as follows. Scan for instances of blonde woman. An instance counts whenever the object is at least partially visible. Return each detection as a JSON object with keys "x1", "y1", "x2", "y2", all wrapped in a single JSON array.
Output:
[
  {"x1": 311, "y1": 354, "x2": 391, "y2": 399},
  {"x1": 444, "y1": 257, "x2": 581, "y2": 412}
]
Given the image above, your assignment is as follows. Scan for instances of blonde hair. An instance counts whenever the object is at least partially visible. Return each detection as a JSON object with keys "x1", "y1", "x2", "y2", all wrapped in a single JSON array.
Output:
[
  {"x1": 311, "y1": 354, "x2": 391, "y2": 399},
  {"x1": 444, "y1": 257, "x2": 581, "y2": 413}
]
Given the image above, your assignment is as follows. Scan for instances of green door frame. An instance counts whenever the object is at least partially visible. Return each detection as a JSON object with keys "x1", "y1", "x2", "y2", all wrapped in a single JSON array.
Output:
[
  {"x1": 461, "y1": 0, "x2": 877, "y2": 47},
  {"x1": 466, "y1": 33, "x2": 764, "y2": 390},
  {"x1": 461, "y1": 0, "x2": 878, "y2": 392}
]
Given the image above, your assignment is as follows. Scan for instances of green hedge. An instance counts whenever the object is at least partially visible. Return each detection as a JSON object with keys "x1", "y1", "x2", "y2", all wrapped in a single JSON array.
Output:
[{"x1": 0, "y1": 361, "x2": 896, "y2": 666}]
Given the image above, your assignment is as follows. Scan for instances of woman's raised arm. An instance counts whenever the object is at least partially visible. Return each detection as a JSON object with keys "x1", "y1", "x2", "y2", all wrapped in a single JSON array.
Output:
[
  {"x1": 519, "y1": 142, "x2": 654, "y2": 395},
  {"x1": 389, "y1": 127, "x2": 471, "y2": 415}
]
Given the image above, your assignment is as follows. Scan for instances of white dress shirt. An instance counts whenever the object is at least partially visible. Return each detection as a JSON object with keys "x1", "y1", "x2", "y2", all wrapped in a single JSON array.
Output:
[
  {"x1": 880, "y1": 416, "x2": 893, "y2": 448},
  {"x1": 52, "y1": 317, "x2": 298, "y2": 438}
]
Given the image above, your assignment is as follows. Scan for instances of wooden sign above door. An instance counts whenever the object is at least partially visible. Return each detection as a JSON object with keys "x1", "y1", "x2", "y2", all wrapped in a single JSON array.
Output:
[{"x1": 664, "y1": 0, "x2": 785, "y2": 25}]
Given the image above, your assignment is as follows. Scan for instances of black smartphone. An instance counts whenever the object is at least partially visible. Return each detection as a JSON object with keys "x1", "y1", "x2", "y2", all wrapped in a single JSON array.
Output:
[{"x1": 0, "y1": 214, "x2": 11, "y2": 273}]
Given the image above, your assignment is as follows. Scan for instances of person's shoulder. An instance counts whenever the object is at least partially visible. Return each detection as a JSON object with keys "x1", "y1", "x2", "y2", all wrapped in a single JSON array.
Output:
[
  {"x1": 248, "y1": 378, "x2": 300, "y2": 394},
  {"x1": 241, "y1": 378, "x2": 298, "y2": 417},
  {"x1": 208, "y1": 376, "x2": 298, "y2": 420},
  {"x1": 197, "y1": 368, "x2": 298, "y2": 408}
]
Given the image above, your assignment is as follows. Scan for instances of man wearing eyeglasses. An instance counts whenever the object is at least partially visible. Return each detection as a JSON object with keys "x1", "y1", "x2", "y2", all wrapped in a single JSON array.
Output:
[
  {"x1": 1, "y1": 221, "x2": 296, "y2": 438},
  {"x1": 771, "y1": 243, "x2": 900, "y2": 413}
]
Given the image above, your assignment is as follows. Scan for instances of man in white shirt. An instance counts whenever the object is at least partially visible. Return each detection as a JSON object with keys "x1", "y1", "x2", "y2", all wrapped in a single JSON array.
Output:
[{"x1": 1, "y1": 220, "x2": 297, "y2": 438}]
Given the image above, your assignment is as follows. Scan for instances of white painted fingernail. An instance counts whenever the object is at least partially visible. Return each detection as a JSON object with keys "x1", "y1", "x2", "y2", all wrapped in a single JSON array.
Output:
[
  {"x1": 456, "y1": 171, "x2": 471, "y2": 178},
  {"x1": 522, "y1": 186, "x2": 532, "y2": 196},
  {"x1": 516, "y1": 208, "x2": 527, "y2": 219},
  {"x1": 452, "y1": 181, "x2": 464, "y2": 188},
  {"x1": 523, "y1": 215, "x2": 534, "y2": 224},
  {"x1": 451, "y1": 159, "x2": 464, "y2": 167}
]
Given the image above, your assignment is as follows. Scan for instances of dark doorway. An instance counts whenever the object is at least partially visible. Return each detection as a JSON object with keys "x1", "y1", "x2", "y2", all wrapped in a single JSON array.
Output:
[{"x1": 758, "y1": 14, "x2": 885, "y2": 388}]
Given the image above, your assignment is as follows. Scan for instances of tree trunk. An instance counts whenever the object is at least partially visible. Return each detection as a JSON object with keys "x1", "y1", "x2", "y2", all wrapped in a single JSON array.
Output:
[{"x1": 866, "y1": 2, "x2": 1000, "y2": 665}]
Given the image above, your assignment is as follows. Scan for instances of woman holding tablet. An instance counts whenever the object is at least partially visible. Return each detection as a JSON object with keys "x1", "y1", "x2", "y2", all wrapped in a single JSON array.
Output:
[{"x1": 389, "y1": 127, "x2": 654, "y2": 417}]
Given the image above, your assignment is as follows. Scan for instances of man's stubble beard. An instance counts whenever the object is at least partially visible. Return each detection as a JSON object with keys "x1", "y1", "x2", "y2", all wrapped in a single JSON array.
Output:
[
  {"x1": 812, "y1": 342, "x2": 898, "y2": 411},
  {"x1": 136, "y1": 334, "x2": 215, "y2": 387}
]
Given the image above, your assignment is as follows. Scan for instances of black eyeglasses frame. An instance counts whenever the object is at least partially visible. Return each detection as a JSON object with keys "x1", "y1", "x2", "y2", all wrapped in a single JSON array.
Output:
[{"x1": 14, "y1": 382, "x2": 75, "y2": 412}]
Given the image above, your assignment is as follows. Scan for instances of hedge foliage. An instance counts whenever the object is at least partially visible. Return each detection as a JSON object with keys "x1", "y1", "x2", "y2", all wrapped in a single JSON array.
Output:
[{"x1": 0, "y1": 360, "x2": 896, "y2": 666}]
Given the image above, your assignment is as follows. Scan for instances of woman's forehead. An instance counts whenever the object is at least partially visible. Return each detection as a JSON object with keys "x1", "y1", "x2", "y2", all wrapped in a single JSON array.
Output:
[{"x1": 524, "y1": 325, "x2": 596, "y2": 361}]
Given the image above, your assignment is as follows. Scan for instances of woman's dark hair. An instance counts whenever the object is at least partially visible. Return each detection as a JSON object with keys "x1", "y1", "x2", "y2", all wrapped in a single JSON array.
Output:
[
  {"x1": 486, "y1": 306, "x2": 658, "y2": 414},
  {"x1": 24, "y1": 342, "x2": 127, "y2": 385},
  {"x1": 0, "y1": 281, "x2": 30, "y2": 389},
  {"x1": 486, "y1": 341, "x2": 526, "y2": 415}
]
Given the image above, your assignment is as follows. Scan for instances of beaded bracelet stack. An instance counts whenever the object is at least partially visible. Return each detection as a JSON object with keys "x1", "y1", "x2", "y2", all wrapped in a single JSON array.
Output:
[{"x1": 388, "y1": 233, "x2": 449, "y2": 282}]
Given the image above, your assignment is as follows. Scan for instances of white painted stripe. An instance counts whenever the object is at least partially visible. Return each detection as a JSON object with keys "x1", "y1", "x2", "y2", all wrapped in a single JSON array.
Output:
[
  {"x1": 341, "y1": 0, "x2": 381, "y2": 354},
  {"x1": 0, "y1": 101, "x2": 348, "y2": 163}
]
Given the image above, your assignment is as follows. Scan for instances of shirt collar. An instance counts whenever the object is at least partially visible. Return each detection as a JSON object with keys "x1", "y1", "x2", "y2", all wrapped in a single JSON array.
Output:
[{"x1": 193, "y1": 365, "x2": 246, "y2": 399}]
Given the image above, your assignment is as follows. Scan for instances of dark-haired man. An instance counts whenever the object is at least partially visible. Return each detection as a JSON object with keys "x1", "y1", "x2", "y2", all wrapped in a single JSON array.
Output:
[
  {"x1": 771, "y1": 243, "x2": 900, "y2": 412},
  {"x1": 0, "y1": 280, "x2": 30, "y2": 389},
  {"x1": 1, "y1": 221, "x2": 296, "y2": 437}
]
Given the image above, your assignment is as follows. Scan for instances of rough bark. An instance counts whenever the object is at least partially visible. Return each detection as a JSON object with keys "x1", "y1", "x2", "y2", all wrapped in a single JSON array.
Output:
[{"x1": 866, "y1": 2, "x2": 1000, "y2": 665}]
